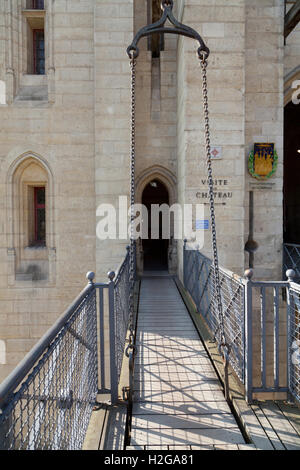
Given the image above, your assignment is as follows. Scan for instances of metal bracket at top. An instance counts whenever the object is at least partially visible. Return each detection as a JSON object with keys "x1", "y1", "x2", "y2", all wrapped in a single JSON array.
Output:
[{"x1": 127, "y1": 0, "x2": 210, "y2": 59}]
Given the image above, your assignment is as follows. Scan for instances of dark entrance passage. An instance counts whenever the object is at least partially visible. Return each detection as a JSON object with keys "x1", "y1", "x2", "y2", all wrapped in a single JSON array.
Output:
[
  {"x1": 284, "y1": 101, "x2": 300, "y2": 243},
  {"x1": 142, "y1": 179, "x2": 169, "y2": 271}
]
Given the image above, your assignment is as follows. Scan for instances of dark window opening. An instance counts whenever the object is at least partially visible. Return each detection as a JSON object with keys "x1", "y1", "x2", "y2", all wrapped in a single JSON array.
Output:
[
  {"x1": 33, "y1": 30, "x2": 45, "y2": 75},
  {"x1": 283, "y1": 101, "x2": 300, "y2": 243},
  {"x1": 148, "y1": 0, "x2": 165, "y2": 58},
  {"x1": 33, "y1": 187, "x2": 46, "y2": 246},
  {"x1": 29, "y1": 0, "x2": 45, "y2": 9}
]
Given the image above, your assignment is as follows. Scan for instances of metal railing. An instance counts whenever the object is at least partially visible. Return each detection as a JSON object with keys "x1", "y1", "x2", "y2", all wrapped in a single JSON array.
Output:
[
  {"x1": 0, "y1": 251, "x2": 132, "y2": 450},
  {"x1": 183, "y1": 243, "x2": 246, "y2": 384},
  {"x1": 287, "y1": 281, "x2": 300, "y2": 404},
  {"x1": 183, "y1": 243, "x2": 300, "y2": 405},
  {"x1": 99, "y1": 249, "x2": 131, "y2": 403},
  {"x1": 114, "y1": 249, "x2": 131, "y2": 385},
  {"x1": 243, "y1": 271, "x2": 291, "y2": 403},
  {"x1": 283, "y1": 243, "x2": 300, "y2": 283}
]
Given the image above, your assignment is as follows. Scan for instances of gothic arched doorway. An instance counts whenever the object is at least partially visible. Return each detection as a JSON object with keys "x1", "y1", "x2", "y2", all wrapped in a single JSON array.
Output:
[
  {"x1": 283, "y1": 101, "x2": 300, "y2": 243},
  {"x1": 142, "y1": 178, "x2": 169, "y2": 271}
]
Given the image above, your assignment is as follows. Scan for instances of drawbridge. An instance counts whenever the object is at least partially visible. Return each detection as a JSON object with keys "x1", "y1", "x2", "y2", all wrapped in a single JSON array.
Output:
[
  {"x1": 126, "y1": 274, "x2": 248, "y2": 450},
  {"x1": 1, "y1": 0, "x2": 300, "y2": 452},
  {"x1": 1, "y1": 249, "x2": 300, "y2": 450}
]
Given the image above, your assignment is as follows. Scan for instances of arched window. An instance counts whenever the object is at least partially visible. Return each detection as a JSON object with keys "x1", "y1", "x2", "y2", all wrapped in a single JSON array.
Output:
[
  {"x1": 7, "y1": 152, "x2": 55, "y2": 284},
  {"x1": 13, "y1": 158, "x2": 48, "y2": 249}
]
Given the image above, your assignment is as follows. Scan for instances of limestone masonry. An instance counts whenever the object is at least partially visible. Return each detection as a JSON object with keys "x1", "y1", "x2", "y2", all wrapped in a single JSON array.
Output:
[{"x1": 0, "y1": 0, "x2": 299, "y2": 384}]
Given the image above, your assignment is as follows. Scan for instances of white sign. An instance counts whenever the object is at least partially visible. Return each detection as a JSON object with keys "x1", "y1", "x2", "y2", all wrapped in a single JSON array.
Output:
[{"x1": 211, "y1": 146, "x2": 222, "y2": 160}]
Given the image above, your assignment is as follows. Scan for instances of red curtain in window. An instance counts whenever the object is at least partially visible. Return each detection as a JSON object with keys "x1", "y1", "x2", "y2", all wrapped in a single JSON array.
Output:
[{"x1": 34, "y1": 187, "x2": 46, "y2": 245}]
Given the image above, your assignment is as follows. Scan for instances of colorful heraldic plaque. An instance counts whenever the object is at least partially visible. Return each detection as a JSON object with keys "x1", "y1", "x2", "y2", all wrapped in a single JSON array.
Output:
[{"x1": 248, "y1": 143, "x2": 278, "y2": 180}]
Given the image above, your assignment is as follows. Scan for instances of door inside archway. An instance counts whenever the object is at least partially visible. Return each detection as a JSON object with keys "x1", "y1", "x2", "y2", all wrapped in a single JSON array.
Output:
[
  {"x1": 142, "y1": 179, "x2": 169, "y2": 271},
  {"x1": 283, "y1": 101, "x2": 300, "y2": 243}
]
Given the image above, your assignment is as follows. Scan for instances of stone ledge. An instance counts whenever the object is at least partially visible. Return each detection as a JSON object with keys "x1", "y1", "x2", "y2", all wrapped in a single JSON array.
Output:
[{"x1": 82, "y1": 400, "x2": 128, "y2": 451}]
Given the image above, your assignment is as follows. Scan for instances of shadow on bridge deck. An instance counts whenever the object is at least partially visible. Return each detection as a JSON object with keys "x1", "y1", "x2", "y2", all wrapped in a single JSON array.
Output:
[
  {"x1": 127, "y1": 275, "x2": 247, "y2": 449},
  {"x1": 83, "y1": 274, "x2": 300, "y2": 451}
]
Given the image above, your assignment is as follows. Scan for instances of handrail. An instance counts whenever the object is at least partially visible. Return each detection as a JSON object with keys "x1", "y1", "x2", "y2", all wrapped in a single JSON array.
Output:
[
  {"x1": 0, "y1": 278, "x2": 94, "y2": 409},
  {"x1": 290, "y1": 280, "x2": 300, "y2": 292},
  {"x1": 0, "y1": 249, "x2": 134, "y2": 450},
  {"x1": 183, "y1": 244, "x2": 300, "y2": 405}
]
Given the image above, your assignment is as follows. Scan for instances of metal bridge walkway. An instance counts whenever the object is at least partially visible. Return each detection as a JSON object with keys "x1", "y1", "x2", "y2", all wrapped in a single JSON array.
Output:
[{"x1": 126, "y1": 274, "x2": 249, "y2": 450}]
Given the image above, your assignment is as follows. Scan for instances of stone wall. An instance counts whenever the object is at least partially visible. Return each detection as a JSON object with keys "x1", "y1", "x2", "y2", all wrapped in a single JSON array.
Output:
[
  {"x1": 0, "y1": 0, "x2": 96, "y2": 382},
  {"x1": 244, "y1": 0, "x2": 284, "y2": 281},
  {"x1": 176, "y1": 0, "x2": 288, "y2": 398},
  {"x1": 94, "y1": 0, "x2": 133, "y2": 281},
  {"x1": 133, "y1": 0, "x2": 177, "y2": 185},
  {"x1": 285, "y1": 2, "x2": 300, "y2": 76},
  {"x1": 177, "y1": 0, "x2": 246, "y2": 276},
  {"x1": 0, "y1": 0, "x2": 298, "y2": 391}
]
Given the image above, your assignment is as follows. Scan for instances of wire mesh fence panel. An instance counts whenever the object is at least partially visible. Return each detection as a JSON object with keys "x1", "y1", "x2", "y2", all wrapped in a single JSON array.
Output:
[
  {"x1": 184, "y1": 248, "x2": 213, "y2": 323},
  {"x1": 283, "y1": 243, "x2": 300, "y2": 283},
  {"x1": 288, "y1": 284, "x2": 300, "y2": 404},
  {"x1": 218, "y1": 271, "x2": 245, "y2": 383},
  {"x1": 184, "y1": 247, "x2": 300, "y2": 402},
  {"x1": 184, "y1": 248, "x2": 245, "y2": 383},
  {"x1": 114, "y1": 252, "x2": 130, "y2": 383},
  {"x1": 0, "y1": 289, "x2": 98, "y2": 450}
]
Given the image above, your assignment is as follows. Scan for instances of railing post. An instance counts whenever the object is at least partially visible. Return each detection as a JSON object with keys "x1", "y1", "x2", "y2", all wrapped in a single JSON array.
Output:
[
  {"x1": 244, "y1": 268, "x2": 254, "y2": 403},
  {"x1": 86, "y1": 271, "x2": 95, "y2": 284},
  {"x1": 107, "y1": 270, "x2": 118, "y2": 405},
  {"x1": 286, "y1": 269, "x2": 296, "y2": 402},
  {"x1": 183, "y1": 239, "x2": 187, "y2": 287}
]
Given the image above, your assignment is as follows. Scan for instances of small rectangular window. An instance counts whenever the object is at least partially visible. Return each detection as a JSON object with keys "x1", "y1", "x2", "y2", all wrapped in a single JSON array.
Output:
[
  {"x1": 34, "y1": 187, "x2": 46, "y2": 245},
  {"x1": 23, "y1": 2, "x2": 46, "y2": 76},
  {"x1": 29, "y1": 0, "x2": 45, "y2": 9},
  {"x1": 33, "y1": 29, "x2": 45, "y2": 75}
]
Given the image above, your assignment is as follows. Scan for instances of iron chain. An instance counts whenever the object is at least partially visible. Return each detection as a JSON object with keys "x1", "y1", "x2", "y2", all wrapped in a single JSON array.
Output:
[
  {"x1": 127, "y1": 52, "x2": 229, "y2": 399},
  {"x1": 127, "y1": 55, "x2": 137, "y2": 359},
  {"x1": 199, "y1": 54, "x2": 230, "y2": 399}
]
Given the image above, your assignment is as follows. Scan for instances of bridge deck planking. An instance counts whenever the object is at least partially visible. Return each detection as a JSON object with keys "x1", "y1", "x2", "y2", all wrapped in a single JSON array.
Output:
[
  {"x1": 126, "y1": 444, "x2": 256, "y2": 450},
  {"x1": 251, "y1": 402, "x2": 300, "y2": 450},
  {"x1": 132, "y1": 401, "x2": 232, "y2": 415},
  {"x1": 130, "y1": 427, "x2": 245, "y2": 447},
  {"x1": 127, "y1": 276, "x2": 246, "y2": 449},
  {"x1": 85, "y1": 276, "x2": 300, "y2": 451}
]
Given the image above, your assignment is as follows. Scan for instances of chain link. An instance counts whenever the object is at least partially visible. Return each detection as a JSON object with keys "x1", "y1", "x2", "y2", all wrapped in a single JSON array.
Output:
[
  {"x1": 199, "y1": 54, "x2": 230, "y2": 399},
  {"x1": 127, "y1": 52, "x2": 229, "y2": 399},
  {"x1": 127, "y1": 56, "x2": 137, "y2": 356}
]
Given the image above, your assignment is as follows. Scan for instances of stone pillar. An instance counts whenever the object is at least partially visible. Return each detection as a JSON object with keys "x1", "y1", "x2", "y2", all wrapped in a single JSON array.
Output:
[
  {"x1": 94, "y1": 1, "x2": 134, "y2": 280},
  {"x1": 244, "y1": 0, "x2": 285, "y2": 400},
  {"x1": 245, "y1": 0, "x2": 284, "y2": 281},
  {"x1": 177, "y1": 0, "x2": 246, "y2": 278}
]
